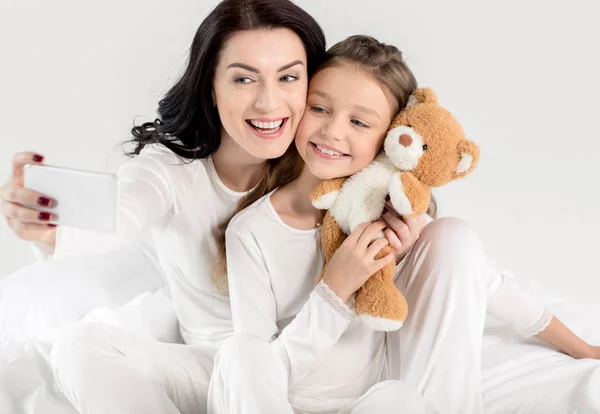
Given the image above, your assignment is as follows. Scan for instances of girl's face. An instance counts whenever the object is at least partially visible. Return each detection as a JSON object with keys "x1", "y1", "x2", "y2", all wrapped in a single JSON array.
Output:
[
  {"x1": 213, "y1": 28, "x2": 308, "y2": 160},
  {"x1": 295, "y1": 63, "x2": 396, "y2": 180}
]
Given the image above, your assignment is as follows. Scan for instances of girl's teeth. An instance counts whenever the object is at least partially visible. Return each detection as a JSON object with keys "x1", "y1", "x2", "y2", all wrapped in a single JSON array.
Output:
[
  {"x1": 316, "y1": 144, "x2": 343, "y2": 157},
  {"x1": 250, "y1": 119, "x2": 283, "y2": 129}
]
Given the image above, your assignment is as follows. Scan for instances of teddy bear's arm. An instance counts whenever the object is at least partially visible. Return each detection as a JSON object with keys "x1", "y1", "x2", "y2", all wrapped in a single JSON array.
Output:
[
  {"x1": 310, "y1": 177, "x2": 347, "y2": 210},
  {"x1": 388, "y1": 172, "x2": 431, "y2": 218}
]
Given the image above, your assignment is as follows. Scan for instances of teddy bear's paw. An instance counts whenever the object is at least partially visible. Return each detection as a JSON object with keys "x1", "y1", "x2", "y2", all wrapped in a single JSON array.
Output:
[
  {"x1": 388, "y1": 175, "x2": 414, "y2": 216},
  {"x1": 359, "y1": 314, "x2": 403, "y2": 332},
  {"x1": 312, "y1": 190, "x2": 340, "y2": 210}
]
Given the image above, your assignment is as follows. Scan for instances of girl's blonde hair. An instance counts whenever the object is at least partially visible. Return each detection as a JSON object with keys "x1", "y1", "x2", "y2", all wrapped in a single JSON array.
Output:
[{"x1": 212, "y1": 34, "x2": 436, "y2": 294}]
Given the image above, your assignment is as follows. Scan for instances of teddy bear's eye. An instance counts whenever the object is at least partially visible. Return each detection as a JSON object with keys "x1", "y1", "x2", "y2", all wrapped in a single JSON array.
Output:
[
  {"x1": 422, "y1": 144, "x2": 428, "y2": 151},
  {"x1": 406, "y1": 124, "x2": 412, "y2": 128}
]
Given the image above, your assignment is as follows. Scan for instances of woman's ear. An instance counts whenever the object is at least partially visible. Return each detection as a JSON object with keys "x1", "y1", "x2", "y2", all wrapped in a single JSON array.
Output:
[{"x1": 453, "y1": 139, "x2": 480, "y2": 179}]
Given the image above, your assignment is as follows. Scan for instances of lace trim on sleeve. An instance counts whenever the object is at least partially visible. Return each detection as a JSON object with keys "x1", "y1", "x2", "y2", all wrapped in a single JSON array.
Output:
[{"x1": 315, "y1": 280, "x2": 355, "y2": 321}]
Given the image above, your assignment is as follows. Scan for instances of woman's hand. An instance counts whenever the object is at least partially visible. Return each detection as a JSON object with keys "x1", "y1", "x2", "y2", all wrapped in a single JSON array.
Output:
[
  {"x1": 381, "y1": 200, "x2": 428, "y2": 264},
  {"x1": 1, "y1": 152, "x2": 57, "y2": 246},
  {"x1": 323, "y1": 221, "x2": 395, "y2": 303}
]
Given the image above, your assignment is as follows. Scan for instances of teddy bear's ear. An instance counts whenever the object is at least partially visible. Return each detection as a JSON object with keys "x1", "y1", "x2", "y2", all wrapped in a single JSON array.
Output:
[
  {"x1": 453, "y1": 139, "x2": 480, "y2": 179},
  {"x1": 409, "y1": 88, "x2": 438, "y2": 106}
]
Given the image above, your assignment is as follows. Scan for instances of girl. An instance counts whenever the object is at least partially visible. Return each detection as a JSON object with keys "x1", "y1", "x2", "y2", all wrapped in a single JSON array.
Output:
[
  {"x1": 209, "y1": 35, "x2": 600, "y2": 413},
  {"x1": 2, "y1": 0, "x2": 327, "y2": 413}
]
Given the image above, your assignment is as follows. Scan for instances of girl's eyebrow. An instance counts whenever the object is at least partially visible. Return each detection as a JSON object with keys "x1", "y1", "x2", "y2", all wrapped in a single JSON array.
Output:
[
  {"x1": 309, "y1": 89, "x2": 331, "y2": 99},
  {"x1": 353, "y1": 105, "x2": 380, "y2": 119},
  {"x1": 310, "y1": 90, "x2": 380, "y2": 119}
]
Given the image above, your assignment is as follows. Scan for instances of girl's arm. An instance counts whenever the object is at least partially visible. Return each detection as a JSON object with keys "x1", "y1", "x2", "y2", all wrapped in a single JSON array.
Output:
[{"x1": 226, "y1": 227, "x2": 355, "y2": 387}]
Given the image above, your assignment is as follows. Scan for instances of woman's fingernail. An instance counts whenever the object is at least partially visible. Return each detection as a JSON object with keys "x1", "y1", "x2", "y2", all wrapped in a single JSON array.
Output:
[
  {"x1": 48, "y1": 224, "x2": 57, "y2": 227},
  {"x1": 33, "y1": 154, "x2": 44, "y2": 162},
  {"x1": 37, "y1": 197, "x2": 51, "y2": 207},
  {"x1": 39, "y1": 212, "x2": 51, "y2": 221}
]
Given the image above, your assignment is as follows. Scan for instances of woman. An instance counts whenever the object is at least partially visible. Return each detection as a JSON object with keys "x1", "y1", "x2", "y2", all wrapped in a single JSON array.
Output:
[{"x1": 2, "y1": 0, "x2": 327, "y2": 412}]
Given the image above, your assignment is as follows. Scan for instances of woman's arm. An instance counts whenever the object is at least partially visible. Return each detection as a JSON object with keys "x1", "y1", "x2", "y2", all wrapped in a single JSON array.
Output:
[{"x1": 51, "y1": 151, "x2": 175, "y2": 258}]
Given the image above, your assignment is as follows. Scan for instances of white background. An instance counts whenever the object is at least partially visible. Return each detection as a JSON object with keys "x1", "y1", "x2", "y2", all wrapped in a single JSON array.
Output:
[{"x1": 1, "y1": 0, "x2": 598, "y2": 302}]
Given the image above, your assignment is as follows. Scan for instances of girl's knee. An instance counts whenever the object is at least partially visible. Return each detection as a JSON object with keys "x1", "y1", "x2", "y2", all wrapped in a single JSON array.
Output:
[
  {"x1": 216, "y1": 333, "x2": 276, "y2": 375},
  {"x1": 418, "y1": 217, "x2": 485, "y2": 264},
  {"x1": 345, "y1": 380, "x2": 427, "y2": 414}
]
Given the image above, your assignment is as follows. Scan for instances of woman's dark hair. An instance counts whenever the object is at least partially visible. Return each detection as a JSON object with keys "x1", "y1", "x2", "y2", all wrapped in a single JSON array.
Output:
[{"x1": 127, "y1": 0, "x2": 327, "y2": 158}]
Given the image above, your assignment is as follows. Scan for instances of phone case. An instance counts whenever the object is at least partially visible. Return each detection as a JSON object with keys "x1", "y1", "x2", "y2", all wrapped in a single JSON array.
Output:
[{"x1": 23, "y1": 164, "x2": 118, "y2": 232}]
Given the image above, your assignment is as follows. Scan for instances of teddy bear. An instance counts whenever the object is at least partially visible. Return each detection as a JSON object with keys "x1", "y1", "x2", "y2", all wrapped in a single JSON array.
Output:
[{"x1": 310, "y1": 87, "x2": 480, "y2": 331}]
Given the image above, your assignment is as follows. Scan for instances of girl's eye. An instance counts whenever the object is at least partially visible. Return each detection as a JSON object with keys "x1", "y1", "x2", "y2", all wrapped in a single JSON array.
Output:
[
  {"x1": 234, "y1": 77, "x2": 253, "y2": 84},
  {"x1": 280, "y1": 74, "x2": 299, "y2": 82},
  {"x1": 351, "y1": 119, "x2": 368, "y2": 128},
  {"x1": 311, "y1": 106, "x2": 327, "y2": 114}
]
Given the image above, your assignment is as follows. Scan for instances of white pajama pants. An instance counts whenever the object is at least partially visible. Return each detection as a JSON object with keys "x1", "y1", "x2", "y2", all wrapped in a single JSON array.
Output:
[
  {"x1": 0, "y1": 240, "x2": 166, "y2": 346},
  {"x1": 50, "y1": 322, "x2": 215, "y2": 414},
  {"x1": 208, "y1": 218, "x2": 552, "y2": 414},
  {"x1": 207, "y1": 332, "x2": 430, "y2": 414}
]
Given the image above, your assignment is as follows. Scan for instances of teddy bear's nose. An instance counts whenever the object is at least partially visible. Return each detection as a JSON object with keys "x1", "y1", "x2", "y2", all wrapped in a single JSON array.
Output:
[{"x1": 399, "y1": 134, "x2": 413, "y2": 147}]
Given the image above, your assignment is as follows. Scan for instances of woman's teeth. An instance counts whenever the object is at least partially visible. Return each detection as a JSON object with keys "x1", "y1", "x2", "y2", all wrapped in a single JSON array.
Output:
[
  {"x1": 316, "y1": 144, "x2": 344, "y2": 157},
  {"x1": 249, "y1": 119, "x2": 283, "y2": 134}
]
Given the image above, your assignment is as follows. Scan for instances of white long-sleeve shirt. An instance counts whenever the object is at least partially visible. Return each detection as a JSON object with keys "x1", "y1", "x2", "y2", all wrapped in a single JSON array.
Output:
[
  {"x1": 44, "y1": 144, "x2": 247, "y2": 350},
  {"x1": 225, "y1": 191, "x2": 387, "y2": 405}
]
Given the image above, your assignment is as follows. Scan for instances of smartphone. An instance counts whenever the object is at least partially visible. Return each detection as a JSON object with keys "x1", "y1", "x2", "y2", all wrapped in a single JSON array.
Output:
[{"x1": 23, "y1": 164, "x2": 118, "y2": 232}]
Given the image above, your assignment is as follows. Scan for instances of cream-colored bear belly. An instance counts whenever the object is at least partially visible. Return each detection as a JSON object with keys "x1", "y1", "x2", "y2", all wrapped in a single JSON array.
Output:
[{"x1": 329, "y1": 154, "x2": 397, "y2": 238}]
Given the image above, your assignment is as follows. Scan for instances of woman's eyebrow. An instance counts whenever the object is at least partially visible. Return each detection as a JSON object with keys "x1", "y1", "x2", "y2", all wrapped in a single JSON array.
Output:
[{"x1": 227, "y1": 60, "x2": 305, "y2": 73}]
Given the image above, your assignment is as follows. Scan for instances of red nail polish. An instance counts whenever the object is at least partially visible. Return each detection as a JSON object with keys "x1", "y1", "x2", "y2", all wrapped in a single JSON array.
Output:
[
  {"x1": 39, "y1": 212, "x2": 51, "y2": 221},
  {"x1": 33, "y1": 154, "x2": 44, "y2": 162},
  {"x1": 37, "y1": 197, "x2": 51, "y2": 207},
  {"x1": 48, "y1": 224, "x2": 57, "y2": 227}
]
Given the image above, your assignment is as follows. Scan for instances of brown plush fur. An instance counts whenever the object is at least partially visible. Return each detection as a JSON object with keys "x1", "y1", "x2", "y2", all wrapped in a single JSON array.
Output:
[
  {"x1": 317, "y1": 212, "x2": 347, "y2": 282},
  {"x1": 399, "y1": 172, "x2": 431, "y2": 219},
  {"x1": 390, "y1": 92, "x2": 480, "y2": 187},
  {"x1": 311, "y1": 177, "x2": 346, "y2": 207},
  {"x1": 354, "y1": 245, "x2": 408, "y2": 322},
  {"x1": 311, "y1": 88, "x2": 480, "y2": 331}
]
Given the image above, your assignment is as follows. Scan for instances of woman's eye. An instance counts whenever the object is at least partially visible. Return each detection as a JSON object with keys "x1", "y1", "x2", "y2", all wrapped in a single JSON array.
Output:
[
  {"x1": 234, "y1": 77, "x2": 253, "y2": 84},
  {"x1": 280, "y1": 74, "x2": 299, "y2": 82}
]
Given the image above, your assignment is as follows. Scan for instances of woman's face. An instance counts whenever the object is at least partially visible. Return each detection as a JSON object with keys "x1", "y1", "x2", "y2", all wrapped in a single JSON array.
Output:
[
  {"x1": 213, "y1": 28, "x2": 308, "y2": 160},
  {"x1": 295, "y1": 63, "x2": 396, "y2": 180}
]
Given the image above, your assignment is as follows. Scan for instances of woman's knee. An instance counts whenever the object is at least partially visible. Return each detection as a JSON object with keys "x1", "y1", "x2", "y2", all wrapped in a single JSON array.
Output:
[{"x1": 50, "y1": 322, "x2": 114, "y2": 385}]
